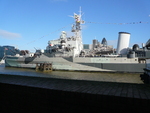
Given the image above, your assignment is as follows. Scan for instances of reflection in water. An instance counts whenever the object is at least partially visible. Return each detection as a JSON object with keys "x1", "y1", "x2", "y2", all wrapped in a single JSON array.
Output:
[{"x1": 0, "y1": 64, "x2": 143, "y2": 84}]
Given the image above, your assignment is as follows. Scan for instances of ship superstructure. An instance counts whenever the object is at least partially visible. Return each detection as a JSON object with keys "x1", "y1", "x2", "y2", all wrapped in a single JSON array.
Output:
[{"x1": 46, "y1": 9, "x2": 84, "y2": 57}]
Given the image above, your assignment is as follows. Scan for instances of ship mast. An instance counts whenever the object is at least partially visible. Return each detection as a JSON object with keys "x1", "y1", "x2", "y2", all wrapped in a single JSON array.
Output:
[{"x1": 71, "y1": 7, "x2": 84, "y2": 51}]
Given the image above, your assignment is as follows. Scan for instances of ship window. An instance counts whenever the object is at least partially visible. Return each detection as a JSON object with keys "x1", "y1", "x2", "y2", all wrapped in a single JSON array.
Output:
[
  {"x1": 114, "y1": 59, "x2": 116, "y2": 60},
  {"x1": 124, "y1": 59, "x2": 126, "y2": 60},
  {"x1": 135, "y1": 59, "x2": 137, "y2": 61}
]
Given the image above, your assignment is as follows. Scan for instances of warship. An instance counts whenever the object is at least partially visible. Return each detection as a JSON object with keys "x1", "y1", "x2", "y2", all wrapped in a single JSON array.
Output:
[{"x1": 5, "y1": 9, "x2": 150, "y2": 73}]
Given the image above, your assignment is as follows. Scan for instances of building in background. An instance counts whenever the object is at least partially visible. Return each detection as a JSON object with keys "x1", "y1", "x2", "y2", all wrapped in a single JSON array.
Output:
[
  {"x1": 83, "y1": 37, "x2": 114, "y2": 56},
  {"x1": 0, "y1": 46, "x2": 20, "y2": 60}
]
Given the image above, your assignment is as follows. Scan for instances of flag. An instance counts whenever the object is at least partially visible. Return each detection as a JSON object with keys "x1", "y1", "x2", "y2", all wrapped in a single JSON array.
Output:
[{"x1": 5, "y1": 48, "x2": 8, "y2": 50}]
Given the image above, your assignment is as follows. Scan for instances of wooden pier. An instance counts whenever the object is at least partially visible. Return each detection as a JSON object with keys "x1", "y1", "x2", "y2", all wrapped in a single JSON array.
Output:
[{"x1": 36, "y1": 63, "x2": 52, "y2": 72}]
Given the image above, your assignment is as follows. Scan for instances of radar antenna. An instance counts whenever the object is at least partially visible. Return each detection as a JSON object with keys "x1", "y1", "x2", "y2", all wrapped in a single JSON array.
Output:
[{"x1": 70, "y1": 7, "x2": 84, "y2": 32}]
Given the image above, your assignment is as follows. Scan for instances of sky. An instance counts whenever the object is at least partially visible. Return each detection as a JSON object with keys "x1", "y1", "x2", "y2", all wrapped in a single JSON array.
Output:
[{"x1": 0, "y1": 0, "x2": 150, "y2": 52}]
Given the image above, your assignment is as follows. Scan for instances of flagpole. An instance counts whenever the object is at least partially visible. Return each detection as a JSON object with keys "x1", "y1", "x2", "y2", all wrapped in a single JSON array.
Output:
[{"x1": 4, "y1": 48, "x2": 6, "y2": 57}]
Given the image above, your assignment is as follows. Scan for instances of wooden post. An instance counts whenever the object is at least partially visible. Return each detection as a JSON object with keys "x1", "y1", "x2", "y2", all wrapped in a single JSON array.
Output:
[
  {"x1": 35, "y1": 63, "x2": 39, "y2": 71},
  {"x1": 35, "y1": 63, "x2": 52, "y2": 72}
]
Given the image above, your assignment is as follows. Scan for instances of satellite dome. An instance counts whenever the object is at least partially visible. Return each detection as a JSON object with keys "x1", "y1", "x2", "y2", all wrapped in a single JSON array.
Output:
[
  {"x1": 101, "y1": 38, "x2": 107, "y2": 46},
  {"x1": 132, "y1": 44, "x2": 139, "y2": 51}
]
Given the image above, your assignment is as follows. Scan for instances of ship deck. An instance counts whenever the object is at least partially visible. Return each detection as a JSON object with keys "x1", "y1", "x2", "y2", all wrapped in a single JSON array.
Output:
[{"x1": 0, "y1": 74, "x2": 150, "y2": 112}]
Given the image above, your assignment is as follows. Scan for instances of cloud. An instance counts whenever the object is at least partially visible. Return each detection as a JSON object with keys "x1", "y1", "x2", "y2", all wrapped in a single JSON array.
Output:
[{"x1": 0, "y1": 29, "x2": 22, "y2": 39}]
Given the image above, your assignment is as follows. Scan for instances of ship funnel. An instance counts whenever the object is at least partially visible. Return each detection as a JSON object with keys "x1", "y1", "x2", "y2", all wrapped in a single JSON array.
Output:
[{"x1": 116, "y1": 32, "x2": 130, "y2": 55}]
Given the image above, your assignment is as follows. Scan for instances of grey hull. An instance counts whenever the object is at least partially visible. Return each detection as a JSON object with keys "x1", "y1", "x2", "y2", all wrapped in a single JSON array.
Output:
[{"x1": 5, "y1": 55, "x2": 145, "y2": 73}]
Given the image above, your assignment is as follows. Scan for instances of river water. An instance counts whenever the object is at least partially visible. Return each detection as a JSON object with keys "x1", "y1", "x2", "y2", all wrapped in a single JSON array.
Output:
[{"x1": 0, "y1": 64, "x2": 143, "y2": 84}]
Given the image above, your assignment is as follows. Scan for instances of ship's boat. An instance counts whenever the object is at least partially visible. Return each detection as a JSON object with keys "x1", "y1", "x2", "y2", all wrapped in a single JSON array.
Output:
[{"x1": 5, "y1": 8, "x2": 149, "y2": 73}]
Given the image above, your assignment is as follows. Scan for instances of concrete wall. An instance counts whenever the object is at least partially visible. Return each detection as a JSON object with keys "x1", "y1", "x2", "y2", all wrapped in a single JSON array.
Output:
[{"x1": 0, "y1": 83, "x2": 149, "y2": 113}]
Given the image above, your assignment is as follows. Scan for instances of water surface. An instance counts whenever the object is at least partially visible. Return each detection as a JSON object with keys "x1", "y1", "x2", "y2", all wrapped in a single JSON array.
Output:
[{"x1": 0, "y1": 64, "x2": 143, "y2": 84}]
